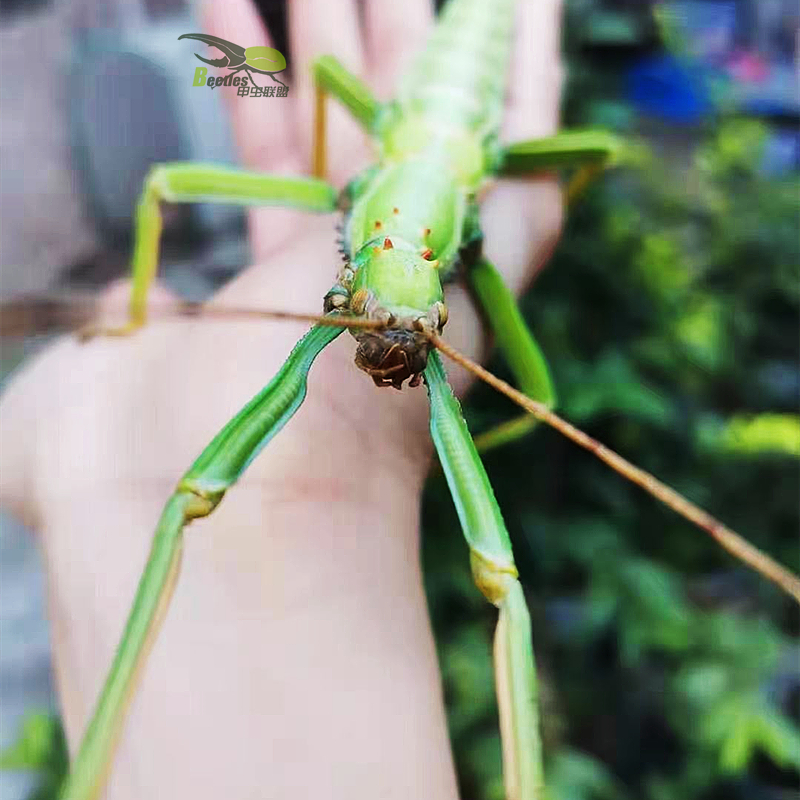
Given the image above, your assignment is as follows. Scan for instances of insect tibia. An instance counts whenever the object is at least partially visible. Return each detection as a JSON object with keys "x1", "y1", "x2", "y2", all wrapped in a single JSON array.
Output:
[{"x1": 470, "y1": 550, "x2": 519, "y2": 607}]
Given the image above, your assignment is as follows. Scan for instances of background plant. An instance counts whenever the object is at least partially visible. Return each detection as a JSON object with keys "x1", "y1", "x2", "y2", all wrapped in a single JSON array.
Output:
[{"x1": 424, "y1": 3, "x2": 799, "y2": 797}]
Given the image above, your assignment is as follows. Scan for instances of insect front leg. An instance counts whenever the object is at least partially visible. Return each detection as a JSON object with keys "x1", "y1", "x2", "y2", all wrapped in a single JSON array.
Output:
[
  {"x1": 59, "y1": 323, "x2": 343, "y2": 800},
  {"x1": 425, "y1": 351, "x2": 544, "y2": 800},
  {"x1": 84, "y1": 166, "x2": 337, "y2": 337}
]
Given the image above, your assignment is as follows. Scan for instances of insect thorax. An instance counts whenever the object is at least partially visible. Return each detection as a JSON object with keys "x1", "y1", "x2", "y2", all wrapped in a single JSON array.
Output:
[{"x1": 325, "y1": 126, "x2": 490, "y2": 389}]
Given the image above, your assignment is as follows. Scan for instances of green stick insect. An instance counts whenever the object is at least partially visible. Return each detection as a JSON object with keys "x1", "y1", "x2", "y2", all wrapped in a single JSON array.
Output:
[{"x1": 1, "y1": 0, "x2": 799, "y2": 799}]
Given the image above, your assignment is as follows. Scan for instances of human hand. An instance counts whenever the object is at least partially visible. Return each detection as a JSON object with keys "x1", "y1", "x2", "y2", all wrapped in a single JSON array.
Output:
[{"x1": 0, "y1": 0, "x2": 563, "y2": 797}]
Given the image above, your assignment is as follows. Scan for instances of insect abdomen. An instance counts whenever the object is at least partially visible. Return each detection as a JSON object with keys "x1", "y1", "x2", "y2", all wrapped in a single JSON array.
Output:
[{"x1": 397, "y1": 0, "x2": 516, "y2": 138}]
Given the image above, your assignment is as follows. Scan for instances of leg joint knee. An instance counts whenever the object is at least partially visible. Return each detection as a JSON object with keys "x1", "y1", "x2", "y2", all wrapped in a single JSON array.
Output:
[
  {"x1": 470, "y1": 550, "x2": 519, "y2": 606},
  {"x1": 177, "y1": 480, "x2": 225, "y2": 520}
]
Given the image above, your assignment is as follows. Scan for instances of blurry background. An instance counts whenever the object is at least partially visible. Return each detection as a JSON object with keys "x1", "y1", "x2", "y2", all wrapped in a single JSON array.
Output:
[{"x1": 0, "y1": 1, "x2": 798, "y2": 799}]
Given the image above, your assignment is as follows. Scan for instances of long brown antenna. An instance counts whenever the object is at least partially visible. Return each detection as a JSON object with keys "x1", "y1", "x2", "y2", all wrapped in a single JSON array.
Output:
[
  {"x1": 0, "y1": 296, "x2": 385, "y2": 338},
  {"x1": 177, "y1": 302, "x2": 385, "y2": 330},
  {"x1": 430, "y1": 334, "x2": 800, "y2": 605}
]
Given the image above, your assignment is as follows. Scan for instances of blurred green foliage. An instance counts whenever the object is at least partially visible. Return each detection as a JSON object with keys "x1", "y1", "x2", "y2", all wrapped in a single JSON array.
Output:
[
  {"x1": 423, "y1": 5, "x2": 799, "y2": 800},
  {"x1": 0, "y1": 715, "x2": 67, "y2": 800}
]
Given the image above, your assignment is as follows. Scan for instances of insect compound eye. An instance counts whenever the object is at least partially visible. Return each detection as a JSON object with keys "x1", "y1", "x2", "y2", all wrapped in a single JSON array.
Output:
[{"x1": 323, "y1": 287, "x2": 350, "y2": 313}]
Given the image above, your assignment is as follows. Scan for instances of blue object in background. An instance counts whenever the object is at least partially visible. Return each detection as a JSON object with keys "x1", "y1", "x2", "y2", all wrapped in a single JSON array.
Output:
[
  {"x1": 661, "y1": 0, "x2": 800, "y2": 119},
  {"x1": 626, "y1": 54, "x2": 715, "y2": 123}
]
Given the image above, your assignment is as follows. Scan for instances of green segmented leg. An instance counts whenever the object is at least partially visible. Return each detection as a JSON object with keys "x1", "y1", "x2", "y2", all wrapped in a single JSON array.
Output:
[
  {"x1": 60, "y1": 323, "x2": 343, "y2": 800},
  {"x1": 498, "y1": 129, "x2": 620, "y2": 173},
  {"x1": 469, "y1": 130, "x2": 621, "y2": 453},
  {"x1": 312, "y1": 55, "x2": 381, "y2": 178},
  {"x1": 425, "y1": 351, "x2": 543, "y2": 800},
  {"x1": 467, "y1": 256, "x2": 555, "y2": 453},
  {"x1": 313, "y1": 55, "x2": 380, "y2": 130},
  {"x1": 497, "y1": 129, "x2": 620, "y2": 203},
  {"x1": 91, "y1": 166, "x2": 337, "y2": 335}
]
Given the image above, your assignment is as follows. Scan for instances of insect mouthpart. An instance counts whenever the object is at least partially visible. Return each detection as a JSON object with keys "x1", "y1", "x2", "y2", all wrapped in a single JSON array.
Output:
[{"x1": 353, "y1": 327, "x2": 431, "y2": 390}]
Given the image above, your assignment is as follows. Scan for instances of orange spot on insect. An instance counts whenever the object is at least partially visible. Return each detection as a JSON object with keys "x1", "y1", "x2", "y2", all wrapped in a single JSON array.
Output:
[
  {"x1": 383, "y1": 237, "x2": 393, "y2": 250},
  {"x1": 393, "y1": 207, "x2": 399, "y2": 214},
  {"x1": 374, "y1": 219, "x2": 382, "y2": 229},
  {"x1": 421, "y1": 248, "x2": 434, "y2": 260},
  {"x1": 423, "y1": 227, "x2": 431, "y2": 238},
  {"x1": 372, "y1": 246, "x2": 381, "y2": 256}
]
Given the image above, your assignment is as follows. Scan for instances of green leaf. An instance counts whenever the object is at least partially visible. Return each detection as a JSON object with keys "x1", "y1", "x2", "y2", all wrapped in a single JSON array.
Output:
[
  {"x1": 0, "y1": 714, "x2": 61, "y2": 771},
  {"x1": 715, "y1": 698, "x2": 800, "y2": 774},
  {"x1": 547, "y1": 748, "x2": 628, "y2": 800},
  {"x1": 700, "y1": 413, "x2": 800, "y2": 458}
]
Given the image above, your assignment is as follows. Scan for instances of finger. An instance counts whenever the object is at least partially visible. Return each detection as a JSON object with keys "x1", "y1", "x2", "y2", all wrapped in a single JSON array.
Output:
[
  {"x1": 503, "y1": 0, "x2": 564, "y2": 141},
  {"x1": 364, "y1": 0, "x2": 433, "y2": 95},
  {"x1": 200, "y1": 0, "x2": 298, "y2": 172},
  {"x1": 288, "y1": 0, "x2": 369, "y2": 183},
  {"x1": 480, "y1": 178, "x2": 563, "y2": 288},
  {"x1": 478, "y1": 0, "x2": 564, "y2": 295},
  {"x1": 200, "y1": 0, "x2": 313, "y2": 262}
]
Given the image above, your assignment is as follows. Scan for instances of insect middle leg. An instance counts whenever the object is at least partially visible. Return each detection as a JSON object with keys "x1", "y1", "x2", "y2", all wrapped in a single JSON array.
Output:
[
  {"x1": 468, "y1": 130, "x2": 621, "y2": 451},
  {"x1": 85, "y1": 166, "x2": 338, "y2": 337},
  {"x1": 465, "y1": 255, "x2": 557, "y2": 452}
]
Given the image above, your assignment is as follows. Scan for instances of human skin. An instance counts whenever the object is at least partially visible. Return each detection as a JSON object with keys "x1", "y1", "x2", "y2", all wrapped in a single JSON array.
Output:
[{"x1": 0, "y1": 0, "x2": 563, "y2": 797}]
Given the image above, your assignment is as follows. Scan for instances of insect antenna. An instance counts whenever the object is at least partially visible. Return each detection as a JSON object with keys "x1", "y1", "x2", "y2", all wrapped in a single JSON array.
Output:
[
  {"x1": 0, "y1": 296, "x2": 385, "y2": 339},
  {"x1": 429, "y1": 333, "x2": 800, "y2": 605},
  {"x1": 174, "y1": 303, "x2": 384, "y2": 330}
]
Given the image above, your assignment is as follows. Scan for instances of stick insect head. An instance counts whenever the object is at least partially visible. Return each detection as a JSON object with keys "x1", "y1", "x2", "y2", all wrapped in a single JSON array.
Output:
[
  {"x1": 354, "y1": 326, "x2": 432, "y2": 389},
  {"x1": 330, "y1": 236, "x2": 448, "y2": 389}
]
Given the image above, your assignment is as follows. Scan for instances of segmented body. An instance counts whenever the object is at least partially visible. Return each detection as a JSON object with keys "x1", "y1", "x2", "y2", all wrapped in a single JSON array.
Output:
[{"x1": 326, "y1": 0, "x2": 517, "y2": 387}]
